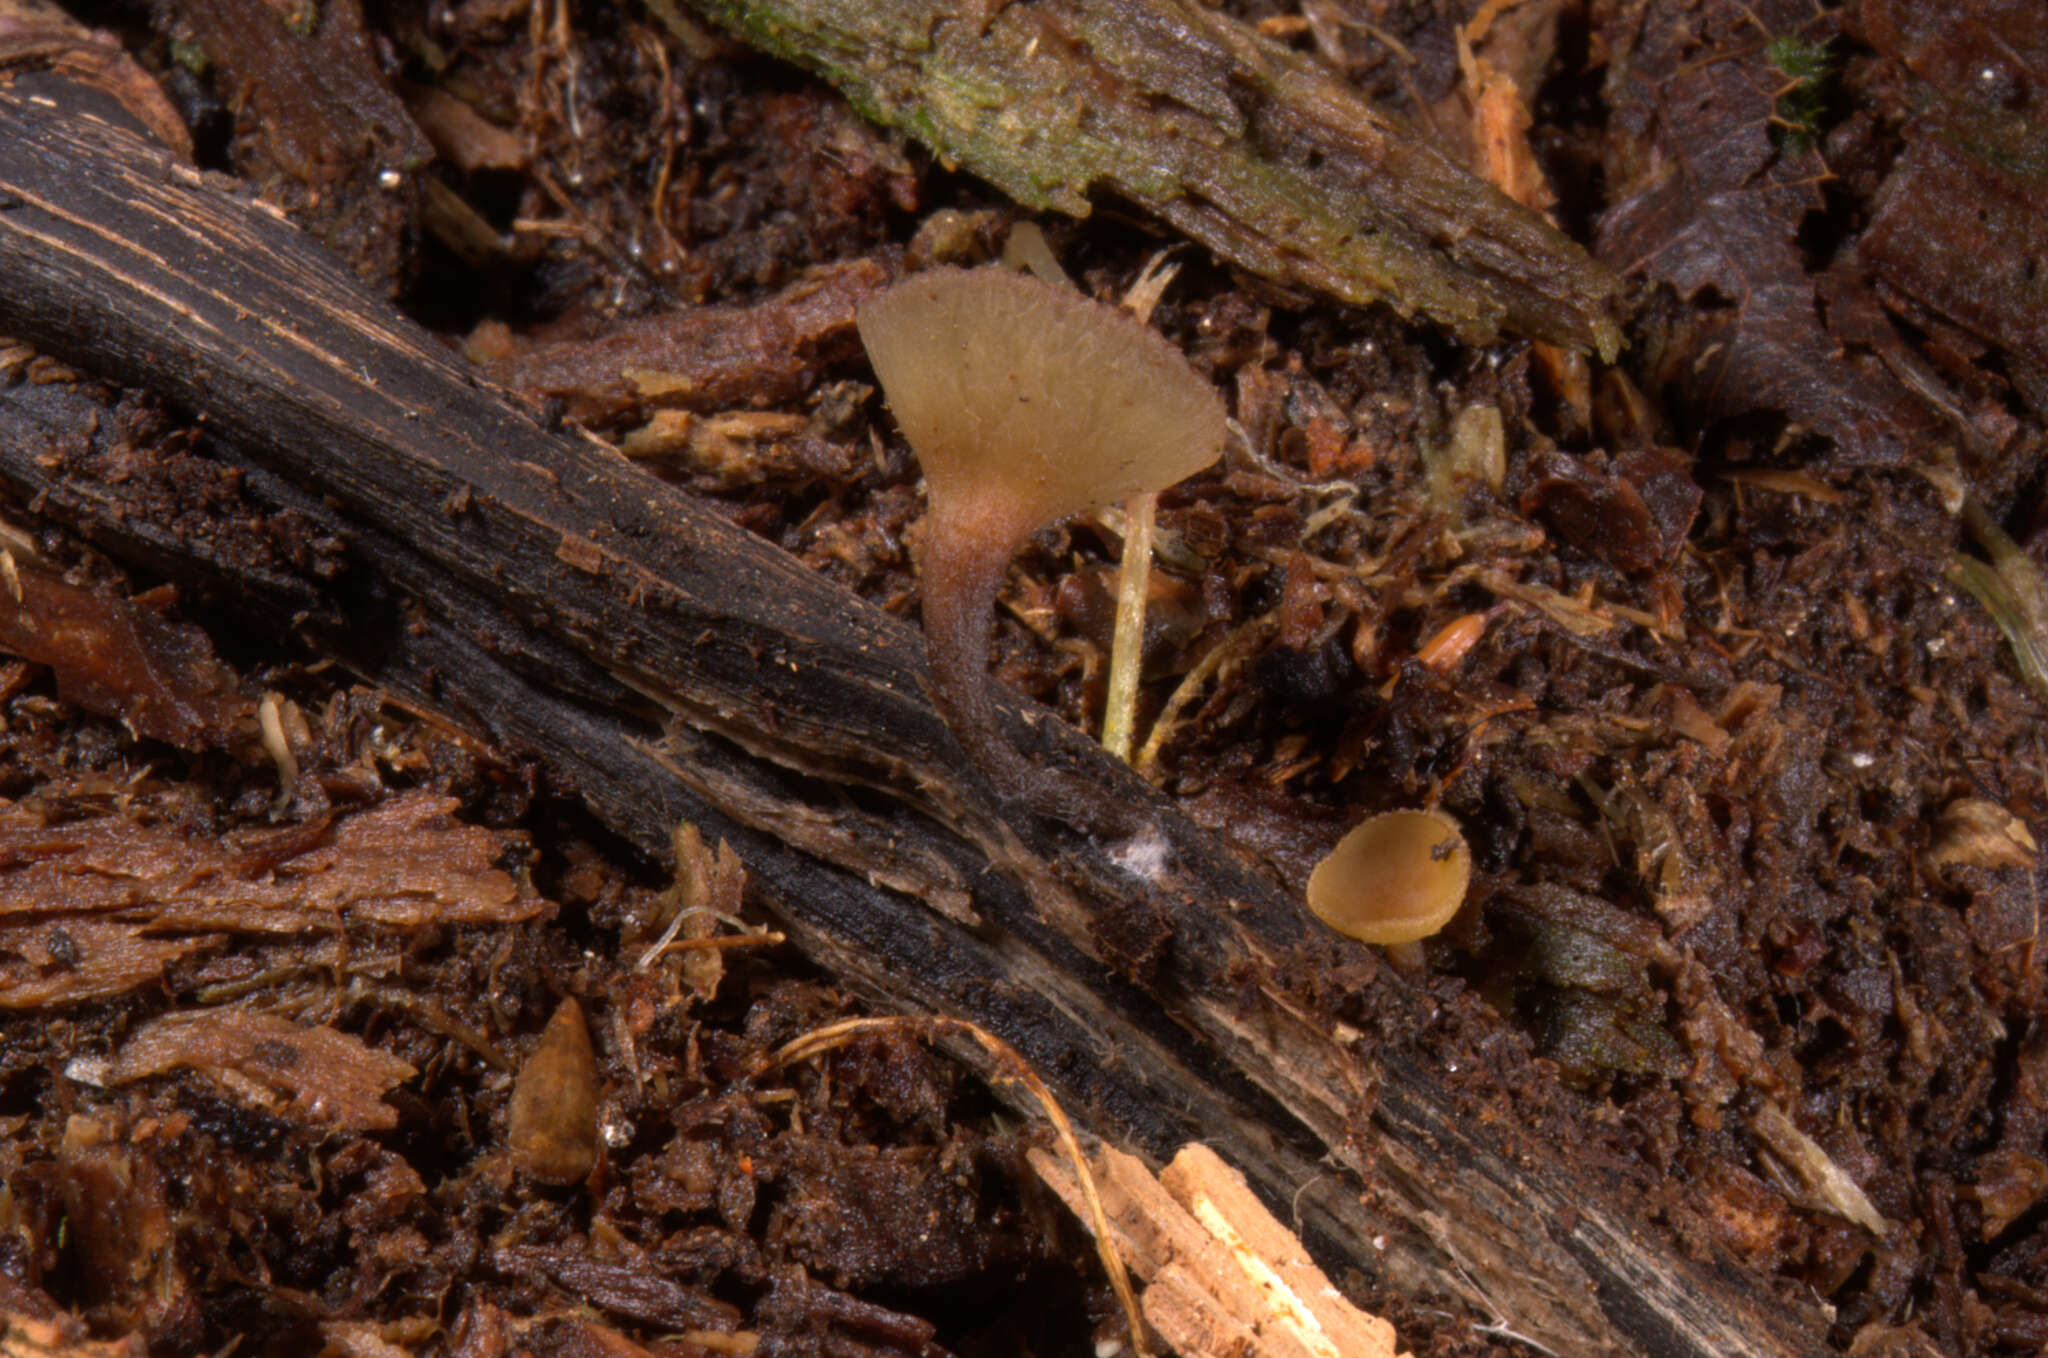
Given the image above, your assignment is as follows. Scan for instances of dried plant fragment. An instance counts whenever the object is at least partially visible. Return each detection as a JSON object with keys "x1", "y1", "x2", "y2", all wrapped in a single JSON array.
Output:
[
  {"x1": 0, "y1": 568, "x2": 253, "y2": 752},
  {"x1": 1967, "y1": 1149, "x2": 2048, "y2": 1241},
  {"x1": 485, "y1": 259, "x2": 887, "y2": 422},
  {"x1": 507, "y1": 997, "x2": 601, "y2": 1184},
  {"x1": 104, "y1": 1008, "x2": 417, "y2": 1132},
  {"x1": 1454, "y1": 13, "x2": 1554, "y2": 217},
  {"x1": 487, "y1": 1247, "x2": 745, "y2": 1335},
  {"x1": 0, "y1": 1308, "x2": 145, "y2": 1358},
  {"x1": 1748, "y1": 1102, "x2": 1888, "y2": 1236},
  {"x1": 402, "y1": 84, "x2": 527, "y2": 172},
  {"x1": 1864, "y1": 139, "x2": 2048, "y2": 402},
  {"x1": 1033, "y1": 1140, "x2": 1409, "y2": 1358},
  {"x1": 1519, "y1": 449, "x2": 1701, "y2": 575},
  {"x1": 1922, "y1": 797, "x2": 2037, "y2": 877},
  {"x1": 1951, "y1": 500, "x2": 2048, "y2": 706},
  {"x1": 630, "y1": 821, "x2": 750, "y2": 1008},
  {"x1": 54, "y1": 1115, "x2": 192, "y2": 1336},
  {"x1": 1860, "y1": 0, "x2": 2048, "y2": 409}
]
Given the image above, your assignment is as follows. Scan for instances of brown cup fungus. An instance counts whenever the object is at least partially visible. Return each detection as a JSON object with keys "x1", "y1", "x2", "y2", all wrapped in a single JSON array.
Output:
[
  {"x1": 858, "y1": 267, "x2": 1225, "y2": 828},
  {"x1": 1306, "y1": 809, "x2": 1472, "y2": 945}
]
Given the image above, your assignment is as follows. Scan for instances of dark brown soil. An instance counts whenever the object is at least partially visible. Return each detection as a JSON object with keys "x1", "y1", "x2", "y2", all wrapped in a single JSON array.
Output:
[{"x1": 4, "y1": 1, "x2": 2048, "y2": 1356}]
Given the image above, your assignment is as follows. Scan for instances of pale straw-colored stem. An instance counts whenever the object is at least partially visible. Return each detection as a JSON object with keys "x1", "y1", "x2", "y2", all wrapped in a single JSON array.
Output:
[{"x1": 1101, "y1": 491, "x2": 1157, "y2": 762}]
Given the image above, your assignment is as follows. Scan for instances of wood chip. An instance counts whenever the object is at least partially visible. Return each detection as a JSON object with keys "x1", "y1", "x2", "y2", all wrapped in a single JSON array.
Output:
[
  {"x1": 4, "y1": 790, "x2": 545, "y2": 1006},
  {"x1": 106, "y1": 1008, "x2": 417, "y2": 1132},
  {"x1": 0, "y1": 918, "x2": 213, "y2": 1010},
  {"x1": 1033, "y1": 1141, "x2": 1409, "y2": 1358},
  {"x1": 0, "y1": 568, "x2": 252, "y2": 751},
  {"x1": 1922, "y1": 797, "x2": 2037, "y2": 875},
  {"x1": 0, "y1": 1308, "x2": 146, "y2": 1358},
  {"x1": 1748, "y1": 1102, "x2": 1888, "y2": 1236},
  {"x1": 0, "y1": 791, "x2": 546, "y2": 935}
]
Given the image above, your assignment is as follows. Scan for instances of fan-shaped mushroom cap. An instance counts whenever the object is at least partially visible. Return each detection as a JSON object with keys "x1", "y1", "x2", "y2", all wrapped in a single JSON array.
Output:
[
  {"x1": 856, "y1": 266, "x2": 1225, "y2": 831},
  {"x1": 857, "y1": 267, "x2": 1226, "y2": 543},
  {"x1": 1307, "y1": 809, "x2": 1471, "y2": 945}
]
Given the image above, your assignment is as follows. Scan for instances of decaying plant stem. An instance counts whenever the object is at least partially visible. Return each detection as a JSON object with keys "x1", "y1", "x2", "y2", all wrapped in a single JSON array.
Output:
[{"x1": 673, "y1": 0, "x2": 1623, "y2": 354}]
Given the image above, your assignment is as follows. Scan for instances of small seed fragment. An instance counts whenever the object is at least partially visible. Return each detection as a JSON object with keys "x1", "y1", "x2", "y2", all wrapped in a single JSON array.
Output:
[{"x1": 508, "y1": 996, "x2": 600, "y2": 1184}]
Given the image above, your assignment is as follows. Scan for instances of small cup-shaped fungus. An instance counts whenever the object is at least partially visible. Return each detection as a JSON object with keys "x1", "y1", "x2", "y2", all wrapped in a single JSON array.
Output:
[
  {"x1": 858, "y1": 267, "x2": 1225, "y2": 827},
  {"x1": 1307, "y1": 809, "x2": 1472, "y2": 945}
]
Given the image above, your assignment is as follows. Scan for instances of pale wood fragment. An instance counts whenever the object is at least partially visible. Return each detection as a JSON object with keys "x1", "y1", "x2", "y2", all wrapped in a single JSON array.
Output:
[
  {"x1": 0, "y1": 1309, "x2": 146, "y2": 1358},
  {"x1": 1033, "y1": 1142, "x2": 1409, "y2": 1358}
]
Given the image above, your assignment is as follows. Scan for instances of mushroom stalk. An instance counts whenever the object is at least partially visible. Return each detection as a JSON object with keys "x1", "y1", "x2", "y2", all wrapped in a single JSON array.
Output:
[{"x1": 920, "y1": 493, "x2": 1141, "y2": 834}]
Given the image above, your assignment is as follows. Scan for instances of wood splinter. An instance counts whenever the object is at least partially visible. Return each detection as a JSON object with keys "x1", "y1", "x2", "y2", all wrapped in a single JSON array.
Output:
[{"x1": 1033, "y1": 1140, "x2": 1411, "y2": 1358}]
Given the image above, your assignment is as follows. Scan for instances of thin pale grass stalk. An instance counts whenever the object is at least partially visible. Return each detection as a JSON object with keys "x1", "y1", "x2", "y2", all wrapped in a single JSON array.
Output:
[
  {"x1": 1099, "y1": 254, "x2": 1181, "y2": 766},
  {"x1": 1102, "y1": 490, "x2": 1157, "y2": 762},
  {"x1": 760, "y1": 1015, "x2": 1149, "y2": 1358}
]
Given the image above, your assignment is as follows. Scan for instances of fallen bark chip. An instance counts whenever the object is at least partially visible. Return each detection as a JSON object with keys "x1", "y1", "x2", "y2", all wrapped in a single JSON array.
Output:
[
  {"x1": 0, "y1": 790, "x2": 544, "y2": 936},
  {"x1": 0, "y1": 918, "x2": 213, "y2": 1011},
  {"x1": 486, "y1": 259, "x2": 888, "y2": 423},
  {"x1": 0, "y1": 791, "x2": 545, "y2": 1007},
  {"x1": 104, "y1": 1007, "x2": 418, "y2": 1133},
  {"x1": 0, "y1": 567, "x2": 254, "y2": 752}
]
